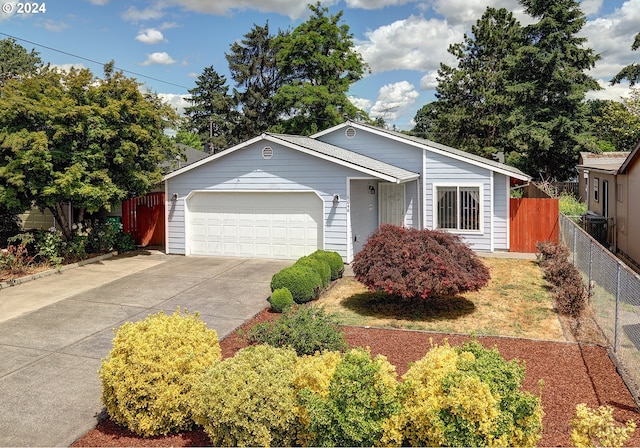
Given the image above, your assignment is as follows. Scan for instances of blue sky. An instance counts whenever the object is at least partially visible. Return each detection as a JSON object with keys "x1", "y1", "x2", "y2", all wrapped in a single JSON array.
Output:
[{"x1": 1, "y1": 0, "x2": 638, "y2": 131}]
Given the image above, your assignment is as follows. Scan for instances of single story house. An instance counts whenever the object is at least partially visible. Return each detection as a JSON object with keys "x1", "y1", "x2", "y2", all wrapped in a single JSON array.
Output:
[
  {"x1": 163, "y1": 121, "x2": 531, "y2": 262},
  {"x1": 576, "y1": 146, "x2": 640, "y2": 267}
]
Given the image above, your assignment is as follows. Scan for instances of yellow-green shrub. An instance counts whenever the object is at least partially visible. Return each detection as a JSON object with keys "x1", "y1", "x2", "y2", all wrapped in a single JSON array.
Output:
[
  {"x1": 194, "y1": 344, "x2": 300, "y2": 447},
  {"x1": 298, "y1": 348, "x2": 400, "y2": 447},
  {"x1": 99, "y1": 309, "x2": 220, "y2": 437},
  {"x1": 383, "y1": 340, "x2": 543, "y2": 447},
  {"x1": 571, "y1": 403, "x2": 636, "y2": 448}
]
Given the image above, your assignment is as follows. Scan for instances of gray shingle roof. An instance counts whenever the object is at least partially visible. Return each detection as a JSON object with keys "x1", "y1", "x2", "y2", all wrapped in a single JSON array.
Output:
[
  {"x1": 267, "y1": 133, "x2": 420, "y2": 183},
  {"x1": 322, "y1": 121, "x2": 531, "y2": 181}
]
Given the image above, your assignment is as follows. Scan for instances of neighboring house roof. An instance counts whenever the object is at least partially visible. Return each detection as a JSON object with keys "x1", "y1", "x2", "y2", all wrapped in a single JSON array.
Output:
[
  {"x1": 618, "y1": 141, "x2": 640, "y2": 174},
  {"x1": 161, "y1": 144, "x2": 212, "y2": 173},
  {"x1": 164, "y1": 132, "x2": 420, "y2": 184},
  {"x1": 313, "y1": 120, "x2": 531, "y2": 181},
  {"x1": 577, "y1": 151, "x2": 631, "y2": 173}
]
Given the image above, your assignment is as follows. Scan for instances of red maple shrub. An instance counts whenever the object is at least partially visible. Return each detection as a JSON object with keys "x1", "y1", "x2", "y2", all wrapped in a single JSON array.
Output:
[{"x1": 351, "y1": 225, "x2": 490, "y2": 299}]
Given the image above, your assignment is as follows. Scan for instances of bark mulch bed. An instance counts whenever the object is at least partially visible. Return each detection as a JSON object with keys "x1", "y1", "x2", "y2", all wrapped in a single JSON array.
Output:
[{"x1": 72, "y1": 309, "x2": 640, "y2": 447}]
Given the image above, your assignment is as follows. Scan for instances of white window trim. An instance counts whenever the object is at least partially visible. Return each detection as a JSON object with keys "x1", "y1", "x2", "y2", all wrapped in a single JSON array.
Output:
[{"x1": 432, "y1": 183, "x2": 484, "y2": 234}]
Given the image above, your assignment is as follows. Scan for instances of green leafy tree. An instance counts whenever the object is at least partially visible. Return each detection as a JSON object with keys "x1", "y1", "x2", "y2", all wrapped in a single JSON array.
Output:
[
  {"x1": 507, "y1": 0, "x2": 600, "y2": 180},
  {"x1": 431, "y1": 7, "x2": 525, "y2": 158},
  {"x1": 611, "y1": 32, "x2": 640, "y2": 86},
  {"x1": 0, "y1": 63, "x2": 179, "y2": 239},
  {"x1": 226, "y1": 22, "x2": 287, "y2": 140},
  {"x1": 174, "y1": 126, "x2": 203, "y2": 151},
  {"x1": 183, "y1": 66, "x2": 238, "y2": 153},
  {"x1": 0, "y1": 37, "x2": 43, "y2": 85},
  {"x1": 592, "y1": 89, "x2": 640, "y2": 151},
  {"x1": 271, "y1": 2, "x2": 368, "y2": 135}
]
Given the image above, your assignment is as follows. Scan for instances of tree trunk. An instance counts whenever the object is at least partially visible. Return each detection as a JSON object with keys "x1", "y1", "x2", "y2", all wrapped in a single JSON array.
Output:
[{"x1": 50, "y1": 202, "x2": 72, "y2": 240}]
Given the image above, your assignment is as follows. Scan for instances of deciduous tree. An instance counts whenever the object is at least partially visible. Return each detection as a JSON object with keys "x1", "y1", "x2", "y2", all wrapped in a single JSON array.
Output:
[{"x1": 0, "y1": 63, "x2": 179, "y2": 239}]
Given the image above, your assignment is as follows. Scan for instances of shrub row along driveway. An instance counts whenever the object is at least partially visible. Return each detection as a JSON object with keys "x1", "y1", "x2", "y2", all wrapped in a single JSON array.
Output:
[{"x1": 0, "y1": 251, "x2": 291, "y2": 447}]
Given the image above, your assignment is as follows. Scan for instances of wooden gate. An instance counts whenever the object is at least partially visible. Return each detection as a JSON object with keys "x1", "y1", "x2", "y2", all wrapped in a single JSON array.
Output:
[
  {"x1": 122, "y1": 192, "x2": 165, "y2": 247},
  {"x1": 510, "y1": 198, "x2": 559, "y2": 252}
]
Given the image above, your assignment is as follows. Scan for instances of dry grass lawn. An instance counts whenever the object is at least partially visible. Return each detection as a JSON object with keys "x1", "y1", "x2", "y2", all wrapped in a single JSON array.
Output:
[{"x1": 315, "y1": 257, "x2": 566, "y2": 341}]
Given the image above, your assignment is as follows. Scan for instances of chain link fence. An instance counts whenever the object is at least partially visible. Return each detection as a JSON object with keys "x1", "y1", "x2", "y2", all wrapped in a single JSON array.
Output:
[{"x1": 560, "y1": 214, "x2": 640, "y2": 403}]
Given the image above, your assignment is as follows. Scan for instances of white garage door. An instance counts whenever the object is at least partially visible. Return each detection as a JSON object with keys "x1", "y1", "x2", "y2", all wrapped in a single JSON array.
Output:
[{"x1": 186, "y1": 191, "x2": 323, "y2": 259}]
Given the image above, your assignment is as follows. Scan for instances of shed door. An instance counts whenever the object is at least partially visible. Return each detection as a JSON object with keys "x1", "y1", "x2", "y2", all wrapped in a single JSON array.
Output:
[{"x1": 186, "y1": 192, "x2": 323, "y2": 259}]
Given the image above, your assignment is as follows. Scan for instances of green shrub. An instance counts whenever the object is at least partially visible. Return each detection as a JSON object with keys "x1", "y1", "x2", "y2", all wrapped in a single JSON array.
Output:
[
  {"x1": 36, "y1": 229, "x2": 64, "y2": 266},
  {"x1": 383, "y1": 340, "x2": 543, "y2": 447},
  {"x1": 99, "y1": 309, "x2": 221, "y2": 437},
  {"x1": 270, "y1": 287, "x2": 294, "y2": 313},
  {"x1": 271, "y1": 264, "x2": 323, "y2": 304},
  {"x1": 299, "y1": 348, "x2": 400, "y2": 447},
  {"x1": 246, "y1": 305, "x2": 348, "y2": 356},
  {"x1": 311, "y1": 250, "x2": 344, "y2": 280},
  {"x1": 559, "y1": 192, "x2": 587, "y2": 217},
  {"x1": 296, "y1": 255, "x2": 331, "y2": 288},
  {"x1": 194, "y1": 345, "x2": 300, "y2": 447}
]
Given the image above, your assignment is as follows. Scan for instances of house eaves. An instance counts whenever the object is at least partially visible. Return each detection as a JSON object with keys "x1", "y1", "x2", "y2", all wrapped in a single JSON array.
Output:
[
  {"x1": 578, "y1": 151, "x2": 631, "y2": 174},
  {"x1": 266, "y1": 133, "x2": 420, "y2": 184},
  {"x1": 313, "y1": 121, "x2": 531, "y2": 182}
]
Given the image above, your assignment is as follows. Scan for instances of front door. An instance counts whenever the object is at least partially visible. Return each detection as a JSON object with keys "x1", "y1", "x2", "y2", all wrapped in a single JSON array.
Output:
[{"x1": 350, "y1": 179, "x2": 379, "y2": 254}]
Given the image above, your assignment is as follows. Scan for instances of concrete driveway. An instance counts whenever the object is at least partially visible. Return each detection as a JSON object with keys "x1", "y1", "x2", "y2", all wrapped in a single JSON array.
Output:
[{"x1": 0, "y1": 251, "x2": 291, "y2": 447}]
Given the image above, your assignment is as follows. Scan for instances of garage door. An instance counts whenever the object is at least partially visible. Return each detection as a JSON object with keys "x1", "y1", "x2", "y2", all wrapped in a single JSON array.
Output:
[{"x1": 186, "y1": 191, "x2": 323, "y2": 259}]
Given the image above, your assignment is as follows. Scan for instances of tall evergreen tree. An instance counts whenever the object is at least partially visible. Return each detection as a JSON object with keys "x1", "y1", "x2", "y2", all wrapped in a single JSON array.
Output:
[
  {"x1": 183, "y1": 66, "x2": 238, "y2": 153},
  {"x1": 226, "y1": 22, "x2": 287, "y2": 140},
  {"x1": 431, "y1": 7, "x2": 524, "y2": 158},
  {"x1": 272, "y1": 2, "x2": 368, "y2": 135},
  {"x1": 507, "y1": 0, "x2": 600, "y2": 179}
]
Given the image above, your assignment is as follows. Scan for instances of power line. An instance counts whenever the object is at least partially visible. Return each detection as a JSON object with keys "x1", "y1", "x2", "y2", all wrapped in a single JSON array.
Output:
[{"x1": 0, "y1": 32, "x2": 191, "y2": 91}]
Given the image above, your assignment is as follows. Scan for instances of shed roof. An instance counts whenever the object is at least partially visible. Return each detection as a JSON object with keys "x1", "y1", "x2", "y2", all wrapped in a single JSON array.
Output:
[{"x1": 577, "y1": 151, "x2": 631, "y2": 173}]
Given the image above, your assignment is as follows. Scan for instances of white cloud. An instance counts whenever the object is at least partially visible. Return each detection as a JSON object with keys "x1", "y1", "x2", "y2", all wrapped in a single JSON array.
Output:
[
  {"x1": 581, "y1": 0, "x2": 640, "y2": 84},
  {"x1": 586, "y1": 79, "x2": 637, "y2": 102},
  {"x1": 141, "y1": 52, "x2": 177, "y2": 66},
  {"x1": 343, "y1": 0, "x2": 414, "y2": 9},
  {"x1": 419, "y1": 71, "x2": 439, "y2": 90},
  {"x1": 348, "y1": 96, "x2": 373, "y2": 111},
  {"x1": 122, "y1": 5, "x2": 165, "y2": 21},
  {"x1": 369, "y1": 81, "x2": 420, "y2": 120},
  {"x1": 136, "y1": 28, "x2": 166, "y2": 44},
  {"x1": 86, "y1": 0, "x2": 109, "y2": 5},
  {"x1": 158, "y1": 93, "x2": 191, "y2": 115},
  {"x1": 356, "y1": 15, "x2": 460, "y2": 74},
  {"x1": 42, "y1": 19, "x2": 69, "y2": 32}
]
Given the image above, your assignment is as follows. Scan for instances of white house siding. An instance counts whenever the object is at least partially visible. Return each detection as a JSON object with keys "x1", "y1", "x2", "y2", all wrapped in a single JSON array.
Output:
[
  {"x1": 492, "y1": 173, "x2": 509, "y2": 250},
  {"x1": 318, "y1": 129, "x2": 422, "y2": 230},
  {"x1": 424, "y1": 151, "x2": 493, "y2": 252},
  {"x1": 165, "y1": 141, "x2": 372, "y2": 261}
]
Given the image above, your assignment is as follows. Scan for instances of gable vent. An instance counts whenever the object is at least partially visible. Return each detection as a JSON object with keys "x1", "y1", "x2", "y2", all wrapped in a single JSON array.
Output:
[
  {"x1": 262, "y1": 146, "x2": 273, "y2": 159},
  {"x1": 345, "y1": 127, "x2": 357, "y2": 139}
]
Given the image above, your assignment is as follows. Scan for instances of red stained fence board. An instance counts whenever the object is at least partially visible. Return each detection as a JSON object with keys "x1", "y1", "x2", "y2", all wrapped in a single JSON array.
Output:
[
  {"x1": 510, "y1": 198, "x2": 559, "y2": 253},
  {"x1": 122, "y1": 192, "x2": 165, "y2": 247}
]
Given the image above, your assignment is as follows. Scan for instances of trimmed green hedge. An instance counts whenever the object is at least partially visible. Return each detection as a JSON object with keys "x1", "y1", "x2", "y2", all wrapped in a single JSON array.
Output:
[
  {"x1": 270, "y1": 250, "x2": 344, "y2": 308},
  {"x1": 271, "y1": 264, "x2": 323, "y2": 304},
  {"x1": 310, "y1": 250, "x2": 344, "y2": 280},
  {"x1": 269, "y1": 287, "x2": 294, "y2": 312}
]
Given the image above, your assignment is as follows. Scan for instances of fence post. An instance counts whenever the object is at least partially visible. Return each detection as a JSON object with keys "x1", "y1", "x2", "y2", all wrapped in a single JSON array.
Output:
[
  {"x1": 573, "y1": 222, "x2": 577, "y2": 264},
  {"x1": 614, "y1": 263, "x2": 621, "y2": 353},
  {"x1": 589, "y1": 241, "x2": 594, "y2": 286}
]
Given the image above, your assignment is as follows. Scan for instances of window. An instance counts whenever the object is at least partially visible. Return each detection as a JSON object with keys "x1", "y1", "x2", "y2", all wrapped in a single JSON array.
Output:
[
  {"x1": 594, "y1": 177, "x2": 599, "y2": 202},
  {"x1": 436, "y1": 186, "x2": 481, "y2": 231}
]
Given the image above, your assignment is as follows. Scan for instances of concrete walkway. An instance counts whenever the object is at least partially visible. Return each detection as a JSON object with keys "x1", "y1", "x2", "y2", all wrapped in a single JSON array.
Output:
[{"x1": 0, "y1": 251, "x2": 291, "y2": 447}]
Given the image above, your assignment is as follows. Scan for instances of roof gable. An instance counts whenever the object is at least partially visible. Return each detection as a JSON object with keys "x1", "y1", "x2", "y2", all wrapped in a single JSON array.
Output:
[
  {"x1": 163, "y1": 133, "x2": 419, "y2": 183},
  {"x1": 313, "y1": 121, "x2": 531, "y2": 181},
  {"x1": 577, "y1": 151, "x2": 631, "y2": 173}
]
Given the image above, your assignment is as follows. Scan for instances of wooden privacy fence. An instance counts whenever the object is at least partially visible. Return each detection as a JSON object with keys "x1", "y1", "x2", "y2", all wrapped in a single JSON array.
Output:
[
  {"x1": 510, "y1": 197, "x2": 559, "y2": 253},
  {"x1": 122, "y1": 192, "x2": 165, "y2": 247}
]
